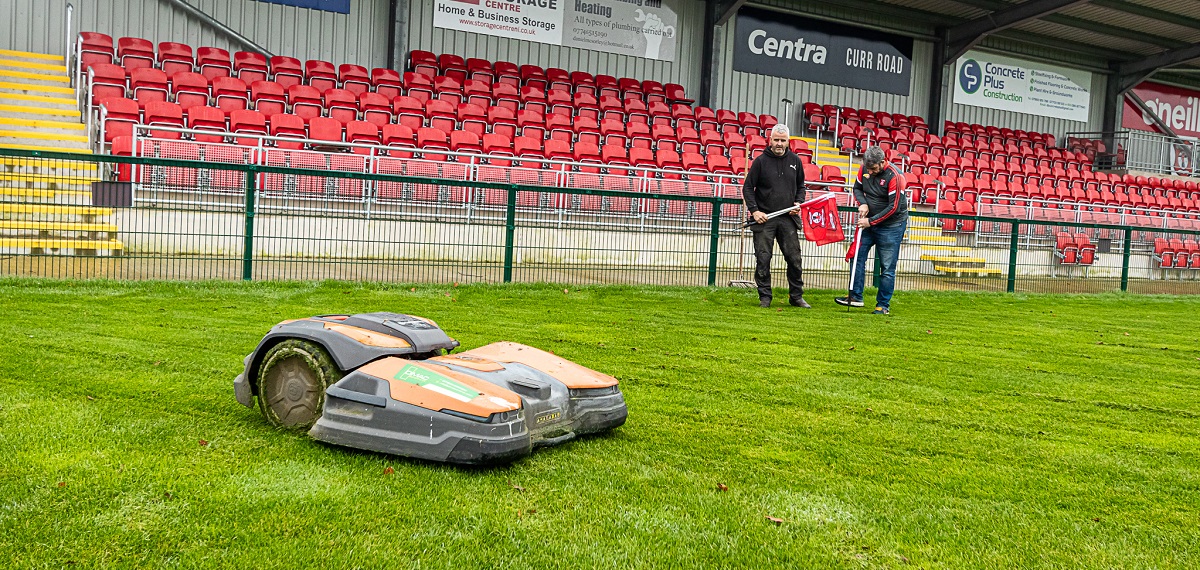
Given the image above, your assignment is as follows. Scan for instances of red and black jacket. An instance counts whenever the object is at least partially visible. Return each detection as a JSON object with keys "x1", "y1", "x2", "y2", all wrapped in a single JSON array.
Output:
[{"x1": 852, "y1": 162, "x2": 908, "y2": 227}]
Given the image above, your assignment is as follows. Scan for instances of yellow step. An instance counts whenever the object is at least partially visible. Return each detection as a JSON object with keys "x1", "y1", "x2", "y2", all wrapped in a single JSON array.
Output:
[
  {"x1": 0, "y1": 92, "x2": 77, "y2": 105},
  {"x1": 0, "y1": 59, "x2": 68, "y2": 73},
  {"x1": 0, "y1": 117, "x2": 86, "y2": 131},
  {"x1": 0, "y1": 81, "x2": 76, "y2": 95},
  {"x1": 908, "y1": 235, "x2": 957, "y2": 244},
  {"x1": 920, "y1": 245, "x2": 973, "y2": 253},
  {"x1": 0, "y1": 188, "x2": 92, "y2": 200},
  {"x1": 0, "y1": 237, "x2": 123, "y2": 250},
  {"x1": 0, "y1": 104, "x2": 81, "y2": 119},
  {"x1": 0, "y1": 203, "x2": 113, "y2": 216},
  {"x1": 0, "y1": 50, "x2": 64, "y2": 63},
  {"x1": 0, "y1": 68, "x2": 70, "y2": 83},
  {"x1": 0, "y1": 129, "x2": 89, "y2": 143},
  {"x1": 0, "y1": 172, "x2": 99, "y2": 184},
  {"x1": 933, "y1": 265, "x2": 1002, "y2": 275},
  {"x1": 0, "y1": 143, "x2": 91, "y2": 153},
  {"x1": 0, "y1": 156, "x2": 99, "y2": 169},
  {"x1": 921, "y1": 254, "x2": 987, "y2": 263},
  {"x1": 0, "y1": 220, "x2": 118, "y2": 233}
]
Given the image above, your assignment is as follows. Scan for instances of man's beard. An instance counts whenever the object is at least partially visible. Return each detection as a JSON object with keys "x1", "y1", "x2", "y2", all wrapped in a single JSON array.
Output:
[{"x1": 771, "y1": 145, "x2": 786, "y2": 156}]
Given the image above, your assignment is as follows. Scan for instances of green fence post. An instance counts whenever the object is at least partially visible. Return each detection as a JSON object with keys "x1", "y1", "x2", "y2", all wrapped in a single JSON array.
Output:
[
  {"x1": 1007, "y1": 221, "x2": 1019, "y2": 293},
  {"x1": 242, "y1": 168, "x2": 256, "y2": 281},
  {"x1": 1120, "y1": 227, "x2": 1132, "y2": 292},
  {"x1": 707, "y1": 199, "x2": 721, "y2": 286},
  {"x1": 503, "y1": 186, "x2": 516, "y2": 283}
]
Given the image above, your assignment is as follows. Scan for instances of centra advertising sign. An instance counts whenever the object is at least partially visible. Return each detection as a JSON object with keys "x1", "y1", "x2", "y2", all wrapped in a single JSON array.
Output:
[{"x1": 732, "y1": 7, "x2": 913, "y2": 96}]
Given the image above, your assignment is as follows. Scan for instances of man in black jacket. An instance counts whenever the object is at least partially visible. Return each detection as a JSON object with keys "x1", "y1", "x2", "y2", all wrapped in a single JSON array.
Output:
[{"x1": 743, "y1": 123, "x2": 810, "y2": 308}]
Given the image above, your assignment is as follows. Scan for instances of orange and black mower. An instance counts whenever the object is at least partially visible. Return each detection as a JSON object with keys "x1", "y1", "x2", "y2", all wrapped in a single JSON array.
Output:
[{"x1": 233, "y1": 313, "x2": 627, "y2": 464}]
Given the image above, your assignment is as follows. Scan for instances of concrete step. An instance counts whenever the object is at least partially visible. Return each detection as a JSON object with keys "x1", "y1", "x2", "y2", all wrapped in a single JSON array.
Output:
[
  {"x1": 0, "y1": 81, "x2": 75, "y2": 97},
  {"x1": 0, "y1": 104, "x2": 82, "y2": 121},
  {"x1": 0, "y1": 188, "x2": 94, "y2": 204},
  {"x1": 0, "y1": 220, "x2": 117, "y2": 234},
  {"x1": 0, "y1": 92, "x2": 79, "y2": 111},
  {"x1": 920, "y1": 254, "x2": 987, "y2": 264},
  {"x1": 0, "y1": 202, "x2": 113, "y2": 219},
  {"x1": 920, "y1": 245, "x2": 973, "y2": 255},
  {"x1": 0, "y1": 171, "x2": 99, "y2": 187},
  {"x1": 0, "y1": 58, "x2": 68, "y2": 74},
  {"x1": 0, "y1": 117, "x2": 86, "y2": 136},
  {"x1": 0, "y1": 68, "x2": 71, "y2": 87},
  {"x1": 0, "y1": 237, "x2": 123, "y2": 254},
  {"x1": 0, "y1": 129, "x2": 89, "y2": 145},
  {"x1": 0, "y1": 49, "x2": 65, "y2": 65},
  {"x1": 0, "y1": 142, "x2": 91, "y2": 154},
  {"x1": 933, "y1": 265, "x2": 1002, "y2": 276},
  {"x1": 1, "y1": 156, "x2": 100, "y2": 173},
  {"x1": 908, "y1": 235, "x2": 957, "y2": 244}
]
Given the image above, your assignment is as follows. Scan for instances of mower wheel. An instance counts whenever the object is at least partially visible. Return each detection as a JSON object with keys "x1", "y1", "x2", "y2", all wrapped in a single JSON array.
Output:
[{"x1": 256, "y1": 339, "x2": 343, "y2": 430}]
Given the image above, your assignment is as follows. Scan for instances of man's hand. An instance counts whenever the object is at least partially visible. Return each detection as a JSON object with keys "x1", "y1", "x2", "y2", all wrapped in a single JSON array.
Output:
[
  {"x1": 857, "y1": 217, "x2": 871, "y2": 228},
  {"x1": 752, "y1": 211, "x2": 768, "y2": 224},
  {"x1": 789, "y1": 202, "x2": 801, "y2": 216},
  {"x1": 858, "y1": 204, "x2": 869, "y2": 216}
]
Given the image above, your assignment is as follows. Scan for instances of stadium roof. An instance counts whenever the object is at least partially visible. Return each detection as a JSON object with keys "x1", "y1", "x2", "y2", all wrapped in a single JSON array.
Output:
[{"x1": 753, "y1": 0, "x2": 1200, "y2": 88}]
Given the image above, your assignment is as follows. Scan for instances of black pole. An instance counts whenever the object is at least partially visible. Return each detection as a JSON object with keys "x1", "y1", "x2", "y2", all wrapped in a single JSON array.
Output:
[
  {"x1": 699, "y1": 0, "x2": 718, "y2": 109},
  {"x1": 929, "y1": 32, "x2": 946, "y2": 136},
  {"x1": 386, "y1": 0, "x2": 398, "y2": 70}
]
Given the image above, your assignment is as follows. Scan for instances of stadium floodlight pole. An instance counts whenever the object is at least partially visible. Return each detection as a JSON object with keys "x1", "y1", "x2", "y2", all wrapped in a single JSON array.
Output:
[{"x1": 846, "y1": 226, "x2": 864, "y2": 313}]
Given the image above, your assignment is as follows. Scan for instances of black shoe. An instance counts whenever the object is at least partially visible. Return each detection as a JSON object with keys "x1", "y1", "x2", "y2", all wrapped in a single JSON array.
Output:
[
  {"x1": 759, "y1": 298, "x2": 771, "y2": 308},
  {"x1": 834, "y1": 296, "x2": 864, "y2": 308},
  {"x1": 789, "y1": 297, "x2": 811, "y2": 308}
]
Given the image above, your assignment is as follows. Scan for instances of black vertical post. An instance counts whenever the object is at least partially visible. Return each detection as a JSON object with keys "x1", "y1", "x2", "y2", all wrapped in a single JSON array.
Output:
[
  {"x1": 929, "y1": 32, "x2": 946, "y2": 134},
  {"x1": 503, "y1": 186, "x2": 516, "y2": 283}
]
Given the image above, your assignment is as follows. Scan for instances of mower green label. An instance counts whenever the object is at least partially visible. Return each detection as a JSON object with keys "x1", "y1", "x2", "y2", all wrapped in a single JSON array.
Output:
[{"x1": 395, "y1": 365, "x2": 480, "y2": 402}]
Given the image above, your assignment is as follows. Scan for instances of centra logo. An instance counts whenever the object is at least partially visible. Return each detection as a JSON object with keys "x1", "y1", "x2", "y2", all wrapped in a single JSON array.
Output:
[
  {"x1": 959, "y1": 59, "x2": 982, "y2": 94},
  {"x1": 747, "y1": 29, "x2": 827, "y2": 64}
]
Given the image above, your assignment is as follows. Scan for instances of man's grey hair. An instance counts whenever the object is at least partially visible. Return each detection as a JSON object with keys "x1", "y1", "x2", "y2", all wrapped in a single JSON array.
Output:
[
  {"x1": 863, "y1": 146, "x2": 886, "y2": 167},
  {"x1": 770, "y1": 123, "x2": 790, "y2": 138}
]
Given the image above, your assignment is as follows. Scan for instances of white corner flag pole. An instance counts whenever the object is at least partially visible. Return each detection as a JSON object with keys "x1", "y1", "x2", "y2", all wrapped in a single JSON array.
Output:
[{"x1": 846, "y1": 225, "x2": 863, "y2": 312}]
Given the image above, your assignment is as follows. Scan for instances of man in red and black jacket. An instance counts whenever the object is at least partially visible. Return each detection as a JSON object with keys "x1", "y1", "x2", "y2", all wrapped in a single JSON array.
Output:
[
  {"x1": 836, "y1": 146, "x2": 909, "y2": 314},
  {"x1": 743, "y1": 123, "x2": 810, "y2": 309}
]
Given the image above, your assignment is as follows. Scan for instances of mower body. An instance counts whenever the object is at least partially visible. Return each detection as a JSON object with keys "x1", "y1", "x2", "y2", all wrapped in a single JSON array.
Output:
[{"x1": 234, "y1": 313, "x2": 626, "y2": 464}]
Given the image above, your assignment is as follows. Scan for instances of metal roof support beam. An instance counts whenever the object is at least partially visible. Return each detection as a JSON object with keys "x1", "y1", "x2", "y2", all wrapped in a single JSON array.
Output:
[
  {"x1": 1091, "y1": 0, "x2": 1200, "y2": 32},
  {"x1": 1125, "y1": 91, "x2": 1179, "y2": 139},
  {"x1": 1116, "y1": 42, "x2": 1200, "y2": 93},
  {"x1": 714, "y1": 0, "x2": 747, "y2": 27},
  {"x1": 943, "y1": 0, "x2": 1090, "y2": 64}
]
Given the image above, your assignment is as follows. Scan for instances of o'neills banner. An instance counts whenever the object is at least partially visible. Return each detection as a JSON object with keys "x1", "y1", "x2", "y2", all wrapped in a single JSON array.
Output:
[
  {"x1": 954, "y1": 50, "x2": 1091, "y2": 122},
  {"x1": 732, "y1": 7, "x2": 913, "y2": 96},
  {"x1": 433, "y1": 0, "x2": 679, "y2": 62},
  {"x1": 1123, "y1": 81, "x2": 1200, "y2": 137}
]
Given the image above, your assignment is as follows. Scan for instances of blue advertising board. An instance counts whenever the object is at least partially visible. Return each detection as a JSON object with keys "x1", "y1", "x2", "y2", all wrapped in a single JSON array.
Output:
[{"x1": 258, "y1": 0, "x2": 349, "y2": 15}]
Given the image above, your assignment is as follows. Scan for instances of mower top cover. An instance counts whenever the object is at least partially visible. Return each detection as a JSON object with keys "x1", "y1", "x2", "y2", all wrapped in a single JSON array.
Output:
[{"x1": 234, "y1": 312, "x2": 627, "y2": 464}]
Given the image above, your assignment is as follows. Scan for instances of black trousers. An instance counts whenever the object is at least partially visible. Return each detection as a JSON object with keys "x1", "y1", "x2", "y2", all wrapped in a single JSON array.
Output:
[{"x1": 751, "y1": 215, "x2": 805, "y2": 302}]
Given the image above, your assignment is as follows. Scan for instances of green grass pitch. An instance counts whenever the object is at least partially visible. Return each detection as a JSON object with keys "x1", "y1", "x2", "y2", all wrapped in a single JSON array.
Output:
[{"x1": 1, "y1": 279, "x2": 1198, "y2": 568}]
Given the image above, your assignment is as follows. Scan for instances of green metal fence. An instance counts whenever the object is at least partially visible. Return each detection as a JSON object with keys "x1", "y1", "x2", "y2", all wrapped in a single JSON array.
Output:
[{"x1": 2, "y1": 147, "x2": 1198, "y2": 295}]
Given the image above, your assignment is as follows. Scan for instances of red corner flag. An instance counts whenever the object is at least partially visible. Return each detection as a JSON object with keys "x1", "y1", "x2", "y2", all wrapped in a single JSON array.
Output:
[
  {"x1": 800, "y1": 193, "x2": 845, "y2": 246},
  {"x1": 844, "y1": 229, "x2": 860, "y2": 262}
]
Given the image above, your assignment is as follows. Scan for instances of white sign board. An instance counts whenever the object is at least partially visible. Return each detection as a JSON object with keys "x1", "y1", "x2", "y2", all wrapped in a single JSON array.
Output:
[
  {"x1": 954, "y1": 50, "x2": 1091, "y2": 123},
  {"x1": 433, "y1": 0, "x2": 678, "y2": 62},
  {"x1": 433, "y1": 0, "x2": 563, "y2": 45}
]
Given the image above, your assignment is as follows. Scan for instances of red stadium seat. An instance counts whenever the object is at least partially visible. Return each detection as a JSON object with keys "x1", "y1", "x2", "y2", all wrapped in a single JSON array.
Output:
[
  {"x1": 171, "y1": 72, "x2": 210, "y2": 111},
  {"x1": 304, "y1": 60, "x2": 338, "y2": 92},
  {"x1": 211, "y1": 76, "x2": 248, "y2": 112},
  {"x1": 144, "y1": 101, "x2": 185, "y2": 139},
  {"x1": 487, "y1": 106, "x2": 518, "y2": 139},
  {"x1": 88, "y1": 63, "x2": 128, "y2": 105},
  {"x1": 269, "y1": 55, "x2": 304, "y2": 88},
  {"x1": 229, "y1": 109, "x2": 268, "y2": 145},
  {"x1": 409, "y1": 49, "x2": 438, "y2": 77},
  {"x1": 130, "y1": 67, "x2": 169, "y2": 108},
  {"x1": 186, "y1": 105, "x2": 227, "y2": 143},
  {"x1": 268, "y1": 113, "x2": 307, "y2": 149},
  {"x1": 306, "y1": 116, "x2": 344, "y2": 147},
  {"x1": 100, "y1": 97, "x2": 139, "y2": 143},
  {"x1": 234, "y1": 51, "x2": 269, "y2": 84},
  {"x1": 371, "y1": 67, "x2": 402, "y2": 100},
  {"x1": 338, "y1": 64, "x2": 371, "y2": 94},
  {"x1": 196, "y1": 46, "x2": 232, "y2": 80},
  {"x1": 251, "y1": 81, "x2": 286, "y2": 117},
  {"x1": 78, "y1": 32, "x2": 114, "y2": 71},
  {"x1": 157, "y1": 42, "x2": 194, "y2": 76},
  {"x1": 357, "y1": 91, "x2": 392, "y2": 126},
  {"x1": 286, "y1": 84, "x2": 323, "y2": 119},
  {"x1": 117, "y1": 37, "x2": 155, "y2": 70}
]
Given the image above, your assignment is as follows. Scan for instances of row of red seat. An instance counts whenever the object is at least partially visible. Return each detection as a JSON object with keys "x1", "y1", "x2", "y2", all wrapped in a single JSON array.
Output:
[
  {"x1": 802, "y1": 103, "x2": 928, "y2": 137},
  {"x1": 912, "y1": 173, "x2": 1200, "y2": 213},
  {"x1": 408, "y1": 50, "x2": 693, "y2": 105},
  {"x1": 843, "y1": 128, "x2": 1086, "y2": 168},
  {"x1": 1055, "y1": 232, "x2": 1098, "y2": 266},
  {"x1": 1154, "y1": 238, "x2": 1200, "y2": 269},
  {"x1": 942, "y1": 121, "x2": 1056, "y2": 149},
  {"x1": 79, "y1": 33, "x2": 694, "y2": 108}
]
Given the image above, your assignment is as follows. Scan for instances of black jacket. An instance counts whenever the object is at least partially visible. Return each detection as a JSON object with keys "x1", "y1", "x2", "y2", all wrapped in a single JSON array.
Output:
[
  {"x1": 852, "y1": 162, "x2": 908, "y2": 226},
  {"x1": 742, "y1": 149, "x2": 806, "y2": 214}
]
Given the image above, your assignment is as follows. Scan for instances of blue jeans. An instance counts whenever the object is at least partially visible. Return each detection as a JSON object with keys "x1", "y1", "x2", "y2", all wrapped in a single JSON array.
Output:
[{"x1": 850, "y1": 217, "x2": 908, "y2": 309}]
